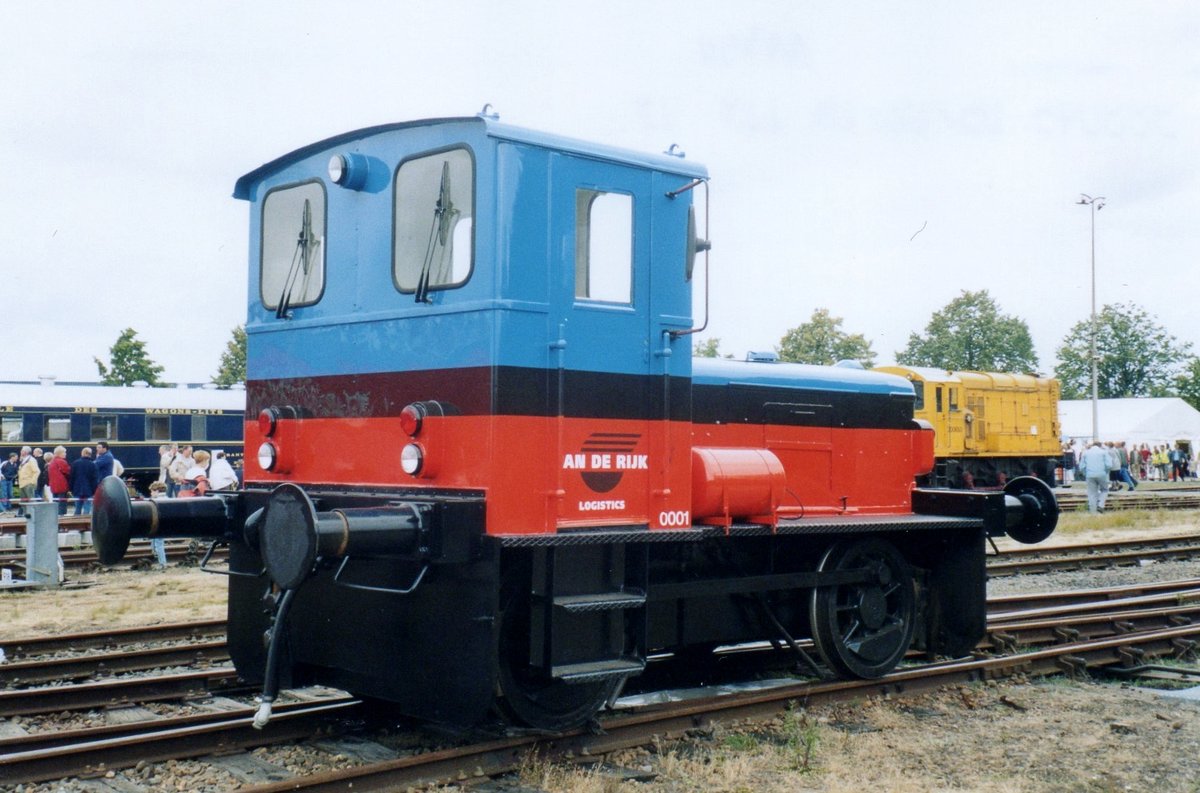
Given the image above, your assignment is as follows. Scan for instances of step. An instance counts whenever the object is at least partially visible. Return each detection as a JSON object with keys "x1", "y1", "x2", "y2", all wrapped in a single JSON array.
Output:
[
  {"x1": 553, "y1": 657, "x2": 646, "y2": 683},
  {"x1": 553, "y1": 590, "x2": 646, "y2": 613}
]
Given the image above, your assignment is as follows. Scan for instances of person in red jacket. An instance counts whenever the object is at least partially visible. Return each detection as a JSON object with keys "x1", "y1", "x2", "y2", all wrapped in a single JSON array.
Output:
[{"x1": 48, "y1": 446, "x2": 72, "y2": 516}]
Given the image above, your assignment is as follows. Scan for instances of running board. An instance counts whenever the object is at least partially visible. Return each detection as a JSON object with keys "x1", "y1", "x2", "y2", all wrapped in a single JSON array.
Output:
[
  {"x1": 553, "y1": 657, "x2": 646, "y2": 683},
  {"x1": 553, "y1": 591, "x2": 647, "y2": 613}
]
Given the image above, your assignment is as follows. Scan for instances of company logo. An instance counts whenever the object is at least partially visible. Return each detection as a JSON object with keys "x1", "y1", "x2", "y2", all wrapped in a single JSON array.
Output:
[{"x1": 562, "y1": 432, "x2": 646, "y2": 493}]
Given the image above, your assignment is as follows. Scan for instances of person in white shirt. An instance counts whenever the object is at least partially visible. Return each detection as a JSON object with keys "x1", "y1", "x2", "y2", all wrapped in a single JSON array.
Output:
[{"x1": 1078, "y1": 441, "x2": 1112, "y2": 514}]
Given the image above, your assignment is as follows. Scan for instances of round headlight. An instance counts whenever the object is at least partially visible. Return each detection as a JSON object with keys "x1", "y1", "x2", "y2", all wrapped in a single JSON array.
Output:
[
  {"x1": 400, "y1": 443, "x2": 424, "y2": 476},
  {"x1": 257, "y1": 442, "x2": 277, "y2": 471},
  {"x1": 258, "y1": 408, "x2": 278, "y2": 437},
  {"x1": 328, "y1": 152, "x2": 370, "y2": 190},
  {"x1": 328, "y1": 154, "x2": 347, "y2": 184}
]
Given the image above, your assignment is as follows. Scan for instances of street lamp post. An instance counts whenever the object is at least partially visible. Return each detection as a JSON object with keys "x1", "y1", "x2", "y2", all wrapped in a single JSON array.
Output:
[{"x1": 1077, "y1": 193, "x2": 1105, "y2": 442}]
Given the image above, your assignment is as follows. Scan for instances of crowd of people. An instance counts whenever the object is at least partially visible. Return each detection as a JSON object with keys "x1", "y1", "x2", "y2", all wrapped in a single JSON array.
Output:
[
  {"x1": 142, "y1": 444, "x2": 240, "y2": 567},
  {"x1": 1061, "y1": 438, "x2": 1197, "y2": 514},
  {"x1": 0, "y1": 442, "x2": 241, "y2": 569},
  {"x1": 0, "y1": 443, "x2": 114, "y2": 517}
]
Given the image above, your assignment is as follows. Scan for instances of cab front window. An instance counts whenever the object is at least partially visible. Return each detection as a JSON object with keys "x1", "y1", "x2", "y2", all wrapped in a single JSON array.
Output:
[
  {"x1": 912, "y1": 380, "x2": 925, "y2": 411},
  {"x1": 260, "y1": 181, "x2": 326, "y2": 314},
  {"x1": 393, "y1": 147, "x2": 474, "y2": 299}
]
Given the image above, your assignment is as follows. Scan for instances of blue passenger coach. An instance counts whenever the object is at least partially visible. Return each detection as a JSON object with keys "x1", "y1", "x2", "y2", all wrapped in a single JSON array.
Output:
[{"x1": 0, "y1": 381, "x2": 244, "y2": 490}]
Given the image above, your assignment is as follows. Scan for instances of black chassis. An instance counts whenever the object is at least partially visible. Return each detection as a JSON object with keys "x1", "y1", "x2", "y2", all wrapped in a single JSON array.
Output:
[{"x1": 217, "y1": 485, "x2": 988, "y2": 727}]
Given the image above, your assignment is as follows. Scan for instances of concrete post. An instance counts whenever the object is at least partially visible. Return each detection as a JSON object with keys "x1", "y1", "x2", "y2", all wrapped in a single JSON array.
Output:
[{"x1": 26, "y1": 502, "x2": 62, "y2": 586}]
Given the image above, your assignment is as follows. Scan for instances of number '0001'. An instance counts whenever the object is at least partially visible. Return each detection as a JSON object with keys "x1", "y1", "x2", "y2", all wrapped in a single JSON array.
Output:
[{"x1": 658, "y1": 510, "x2": 690, "y2": 527}]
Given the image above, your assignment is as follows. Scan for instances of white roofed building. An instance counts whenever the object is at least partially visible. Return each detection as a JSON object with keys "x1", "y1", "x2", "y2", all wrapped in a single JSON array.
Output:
[{"x1": 1059, "y1": 398, "x2": 1200, "y2": 452}]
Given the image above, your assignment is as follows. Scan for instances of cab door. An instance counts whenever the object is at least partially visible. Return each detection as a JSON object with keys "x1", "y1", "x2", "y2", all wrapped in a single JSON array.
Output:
[{"x1": 548, "y1": 154, "x2": 660, "y2": 528}]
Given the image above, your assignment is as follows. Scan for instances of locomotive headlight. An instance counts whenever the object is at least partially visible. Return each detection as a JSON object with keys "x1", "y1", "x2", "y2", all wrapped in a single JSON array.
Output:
[
  {"x1": 258, "y1": 408, "x2": 278, "y2": 437},
  {"x1": 400, "y1": 443, "x2": 424, "y2": 476},
  {"x1": 328, "y1": 154, "x2": 347, "y2": 184},
  {"x1": 257, "y1": 442, "x2": 278, "y2": 472},
  {"x1": 327, "y1": 152, "x2": 370, "y2": 190}
]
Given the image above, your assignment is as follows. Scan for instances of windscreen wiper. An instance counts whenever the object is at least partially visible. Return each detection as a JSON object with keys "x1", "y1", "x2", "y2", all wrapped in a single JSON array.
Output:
[
  {"x1": 414, "y1": 161, "x2": 457, "y2": 303},
  {"x1": 276, "y1": 199, "x2": 320, "y2": 319}
]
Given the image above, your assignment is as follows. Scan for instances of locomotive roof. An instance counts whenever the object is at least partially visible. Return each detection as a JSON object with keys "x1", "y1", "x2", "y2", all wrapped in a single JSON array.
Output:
[
  {"x1": 0, "y1": 382, "x2": 245, "y2": 411},
  {"x1": 693, "y1": 358, "x2": 915, "y2": 396},
  {"x1": 233, "y1": 116, "x2": 707, "y2": 199},
  {"x1": 876, "y1": 365, "x2": 1054, "y2": 388}
]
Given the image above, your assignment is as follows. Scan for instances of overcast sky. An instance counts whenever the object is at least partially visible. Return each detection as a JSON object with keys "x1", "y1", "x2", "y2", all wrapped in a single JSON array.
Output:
[{"x1": 3, "y1": 2, "x2": 1197, "y2": 384}]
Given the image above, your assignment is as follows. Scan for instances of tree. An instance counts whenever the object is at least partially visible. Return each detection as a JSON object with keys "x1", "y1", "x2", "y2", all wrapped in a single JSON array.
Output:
[
  {"x1": 212, "y1": 325, "x2": 247, "y2": 387},
  {"x1": 777, "y1": 308, "x2": 876, "y2": 367},
  {"x1": 693, "y1": 337, "x2": 722, "y2": 358},
  {"x1": 1176, "y1": 358, "x2": 1200, "y2": 411},
  {"x1": 1054, "y1": 303, "x2": 1193, "y2": 399},
  {"x1": 897, "y1": 290, "x2": 1038, "y2": 373},
  {"x1": 94, "y1": 328, "x2": 165, "y2": 386}
]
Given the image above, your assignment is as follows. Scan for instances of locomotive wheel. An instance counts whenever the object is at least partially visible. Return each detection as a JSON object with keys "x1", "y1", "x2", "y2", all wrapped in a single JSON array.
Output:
[
  {"x1": 494, "y1": 577, "x2": 618, "y2": 731},
  {"x1": 809, "y1": 538, "x2": 915, "y2": 679}
]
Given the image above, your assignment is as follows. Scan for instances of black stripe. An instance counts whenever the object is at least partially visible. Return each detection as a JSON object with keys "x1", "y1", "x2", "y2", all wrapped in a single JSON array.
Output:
[
  {"x1": 247, "y1": 368, "x2": 915, "y2": 429},
  {"x1": 692, "y1": 384, "x2": 915, "y2": 430},
  {"x1": 248, "y1": 368, "x2": 692, "y2": 421}
]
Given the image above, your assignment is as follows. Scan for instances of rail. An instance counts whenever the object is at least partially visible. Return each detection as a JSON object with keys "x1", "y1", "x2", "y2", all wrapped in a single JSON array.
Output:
[{"x1": 4, "y1": 582, "x2": 1199, "y2": 787}]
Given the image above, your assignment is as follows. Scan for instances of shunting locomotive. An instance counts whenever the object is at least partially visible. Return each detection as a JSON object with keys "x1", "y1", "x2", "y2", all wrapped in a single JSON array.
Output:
[
  {"x1": 92, "y1": 115, "x2": 1057, "y2": 731},
  {"x1": 875, "y1": 366, "x2": 1062, "y2": 488}
]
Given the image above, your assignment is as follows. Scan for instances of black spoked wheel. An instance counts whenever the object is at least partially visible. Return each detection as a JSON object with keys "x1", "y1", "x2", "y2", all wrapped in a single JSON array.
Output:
[
  {"x1": 494, "y1": 576, "x2": 617, "y2": 731},
  {"x1": 809, "y1": 538, "x2": 915, "y2": 679}
]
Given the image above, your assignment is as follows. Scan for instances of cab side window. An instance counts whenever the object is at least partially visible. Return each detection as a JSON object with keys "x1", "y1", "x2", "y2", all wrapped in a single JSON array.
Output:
[{"x1": 575, "y1": 189, "x2": 632, "y2": 304}]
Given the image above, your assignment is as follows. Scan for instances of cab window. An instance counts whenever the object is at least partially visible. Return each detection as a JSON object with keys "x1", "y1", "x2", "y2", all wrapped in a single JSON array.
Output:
[
  {"x1": 393, "y1": 148, "x2": 474, "y2": 296},
  {"x1": 912, "y1": 380, "x2": 925, "y2": 411},
  {"x1": 260, "y1": 181, "x2": 326, "y2": 312},
  {"x1": 575, "y1": 189, "x2": 633, "y2": 304},
  {"x1": 949, "y1": 387, "x2": 959, "y2": 412}
]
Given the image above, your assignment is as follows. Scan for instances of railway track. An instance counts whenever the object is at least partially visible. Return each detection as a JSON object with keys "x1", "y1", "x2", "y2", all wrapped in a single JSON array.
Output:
[
  {"x1": 231, "y1": 623, "x2": 1198, "y2": 793},
  {"x1": 989, "y1": 533, "x2": 1200, "y2": 576},
  {"x1": 1056, "y1": 487, "x2": 1200, "y2": 512},
  {"x1": 0, "y1": 515, "x2": 91, "y2": 534},
  {"x1": 0, "y1": 540, "x2": 223, "y2": 572},
  {"x1": 4, "y1": 580, "x2": 1198, "y2": 788}
]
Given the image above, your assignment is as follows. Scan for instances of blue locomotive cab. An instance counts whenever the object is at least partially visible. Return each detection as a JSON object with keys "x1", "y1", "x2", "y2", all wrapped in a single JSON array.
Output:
[
  {"x1": 209, "y1": 118, "x2": 709, "y2": 729},
  {"x1": 235, "y1": 117, "x2": 706, "y2": 534}
]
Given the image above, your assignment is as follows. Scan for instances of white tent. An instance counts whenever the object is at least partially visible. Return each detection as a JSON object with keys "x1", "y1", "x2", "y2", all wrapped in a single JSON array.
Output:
[{"x1": 1059, "y1": 397, "x2": 1200, "y2": 451}]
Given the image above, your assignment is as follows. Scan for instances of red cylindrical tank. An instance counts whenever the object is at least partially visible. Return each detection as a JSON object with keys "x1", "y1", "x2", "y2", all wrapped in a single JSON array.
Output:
[{"x1": 691, "y1": 447, "x2": 786, "y2": 524}]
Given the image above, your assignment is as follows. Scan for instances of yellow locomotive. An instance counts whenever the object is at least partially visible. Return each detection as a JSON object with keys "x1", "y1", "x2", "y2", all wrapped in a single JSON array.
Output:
[{"x1": 875, "y1": 366, "x2": 1061, "y2": 488}]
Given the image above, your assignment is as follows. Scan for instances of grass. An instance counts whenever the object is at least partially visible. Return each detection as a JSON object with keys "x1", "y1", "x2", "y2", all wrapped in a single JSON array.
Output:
[
  {"x1": 722, "y1": 732, "x2": 761, "y2": 752},
  {"x1": 780, "y1": 705, "x2": 820, "y2": 772},
  {"x1": 1053, "y1": 507, "x2": 1196, "y2": 537}
]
